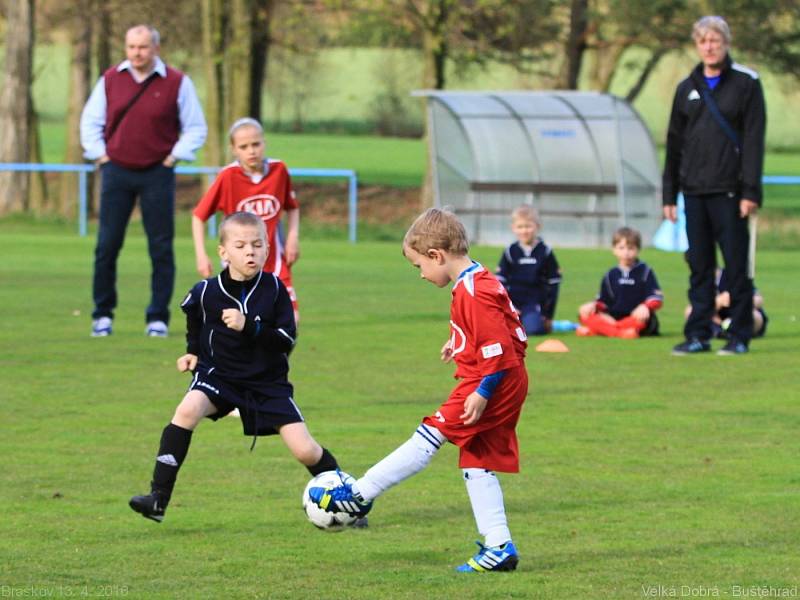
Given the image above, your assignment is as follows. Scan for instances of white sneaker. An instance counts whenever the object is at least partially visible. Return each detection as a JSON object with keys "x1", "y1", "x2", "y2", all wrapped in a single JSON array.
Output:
[
  {"x1": 145, "y1": 321, "x2": 168, "y2": 337},
  {"x1": 91, "y1": 317, "x2": 113, "y2": 337}
]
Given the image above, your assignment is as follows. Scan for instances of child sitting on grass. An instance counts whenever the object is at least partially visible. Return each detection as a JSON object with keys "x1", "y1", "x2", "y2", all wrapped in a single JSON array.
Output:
[
  {"x1": 577, "y1": 227, "x2": 663, "y2": 338},
  {"x1": 495, "y1": 205, "x2": 562, "y2": 336}
]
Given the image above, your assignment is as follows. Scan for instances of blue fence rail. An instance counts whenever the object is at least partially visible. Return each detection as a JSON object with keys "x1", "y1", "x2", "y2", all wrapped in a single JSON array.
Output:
[
  {"x1": 0, "y1": 163, "x2": 360, "y2": 242},
  {"x1": 651, "y1": 175, "x2": 800, "y2": 251}
]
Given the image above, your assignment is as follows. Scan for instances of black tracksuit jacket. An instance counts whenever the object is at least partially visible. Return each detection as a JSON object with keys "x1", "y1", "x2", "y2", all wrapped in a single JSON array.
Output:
[{"x1": 662, "y1": 55, "x2": 766, "y2": 206}]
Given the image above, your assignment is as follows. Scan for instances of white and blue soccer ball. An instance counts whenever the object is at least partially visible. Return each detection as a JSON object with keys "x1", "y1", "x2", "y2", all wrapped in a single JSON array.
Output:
[{"x1": 302, "y1": 470, "x2": 359, "y2": 532}]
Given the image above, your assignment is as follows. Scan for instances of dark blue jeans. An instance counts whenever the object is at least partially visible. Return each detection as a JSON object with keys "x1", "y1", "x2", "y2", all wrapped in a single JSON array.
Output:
[
  {"x1": 92, "y1": 161, "x2": 176, "y2": 325},
  {"x1": 684, "y1": 193, "x2": 753, "y2": 344}
]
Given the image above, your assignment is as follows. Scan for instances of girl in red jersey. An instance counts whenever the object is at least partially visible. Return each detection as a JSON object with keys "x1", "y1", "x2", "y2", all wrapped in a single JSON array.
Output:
[{"x1": 192, "y1": 118, "x2": 300, "y2": 319}]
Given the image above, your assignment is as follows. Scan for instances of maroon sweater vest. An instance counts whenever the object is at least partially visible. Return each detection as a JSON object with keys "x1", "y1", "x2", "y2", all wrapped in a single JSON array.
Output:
[{"x1": 103, "y1": 65, "x2": 183, "y2": 170}]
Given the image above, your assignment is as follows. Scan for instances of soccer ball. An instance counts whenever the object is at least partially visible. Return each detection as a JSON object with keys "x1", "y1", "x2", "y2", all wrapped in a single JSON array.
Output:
[{"x1": 302, "y1": 470, "x2": 359, "y2": 532}]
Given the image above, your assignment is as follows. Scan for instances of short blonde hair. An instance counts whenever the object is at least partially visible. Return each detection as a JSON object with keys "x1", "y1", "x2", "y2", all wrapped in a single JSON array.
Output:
[
  {"x1": 219, "y1": 211, "x2": 267, "y2": 244},
  {"x1": 228, "y1": 117, "x2": 264, "y2": 144},
  {"x1": 511, "y1": 205, "x2": 541, "y2": 226},
  {"x1": 403, "y1": 208, "x2": 469, "y2": 256},
  {"x1": 612, "y1": 226, "x2": 642, "y2": 249},
  {"x1": 692, "y1": 15, "x2": 731, "y2": 45}
]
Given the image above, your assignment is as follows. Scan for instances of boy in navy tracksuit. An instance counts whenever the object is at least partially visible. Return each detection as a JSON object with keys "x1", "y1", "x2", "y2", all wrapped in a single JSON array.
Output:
[
  {"x1": 496, "y1": 206, "x2": 561, "y2": 335},
  {"x1": 129, "y1": 212, "x2": 340, "y2": 522},
  {"x1": 577, "y1": 227, "x2": 663, "y2": 338}
]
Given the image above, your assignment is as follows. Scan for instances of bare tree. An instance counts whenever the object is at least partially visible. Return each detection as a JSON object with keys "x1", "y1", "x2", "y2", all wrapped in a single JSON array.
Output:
[{"x1": 0, "y1": 0, "x2": 35, "y2": 215}]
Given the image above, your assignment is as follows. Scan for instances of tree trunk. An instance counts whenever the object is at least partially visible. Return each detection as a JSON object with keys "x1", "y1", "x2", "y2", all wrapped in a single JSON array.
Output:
[
  {"x1": 225, "y1": 0, "x2": 253, "y2": 125},
  {"x1": 202, "y1": 0, "x2": 225, "y2": 166},
  {"x1": 249, "y1": 0, "x2": 273, "y2": 122},
  {"x1": 420, "y1": 0, "x2": 450, "y2": 90},
  {"x1": 558, "y1": 0, "x2": 589, "y2": 89},
  {"x1": 61, "y1": 1, "x2": 93, "y2": 218},
  {"x1": 0, "y1": 0, "x2": 35, "y2": 215},
  {"x1": 28, "y1": 90, "x2": 49, "y2": 214},
  {"x1": 91, "y1": 0, "x2": 112, "y2": 216},
  {"x1": 419, "y1": 0, "x2": 452, "y2": 208},
  {"x1": 94, "y1": 0, "x2": 111, "y2": 80}
]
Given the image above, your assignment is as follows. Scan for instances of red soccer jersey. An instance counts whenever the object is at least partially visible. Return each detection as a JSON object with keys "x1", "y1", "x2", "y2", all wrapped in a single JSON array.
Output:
[
  {"x1": 193, "y1": 159, "x2": 299, "y2": 279},
  {"x1": 448, "y1": 263, "x2": 527, "y2": 379}
]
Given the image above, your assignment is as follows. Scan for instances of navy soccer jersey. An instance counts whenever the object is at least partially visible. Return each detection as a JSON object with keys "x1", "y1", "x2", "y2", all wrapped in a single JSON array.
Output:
[
  {"x1": 596, "y1": 261, "x2": 663, "y2": 319},
  {"x1": 180, "y1": 268, "x2": 296, "y2": 396},
  {"x1": 496, "y1": 239, "x2": 561, "y2": 317}
]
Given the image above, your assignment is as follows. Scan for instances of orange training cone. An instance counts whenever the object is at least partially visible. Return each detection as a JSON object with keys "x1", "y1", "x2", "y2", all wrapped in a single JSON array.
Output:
[{"x1": 535, "y1": 339, "x2": 570, "y2": 353}]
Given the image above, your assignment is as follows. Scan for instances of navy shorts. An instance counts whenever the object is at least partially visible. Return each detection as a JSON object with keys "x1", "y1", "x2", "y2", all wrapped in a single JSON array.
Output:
[{"x1": 188, "y1": 367, "x2": 303, "y2": 436}]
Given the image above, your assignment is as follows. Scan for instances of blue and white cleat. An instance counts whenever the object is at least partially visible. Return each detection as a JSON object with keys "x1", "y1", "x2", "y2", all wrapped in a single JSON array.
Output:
[
  {"x1": 307, "y1": 471, "x2": 373, "y2": 518},
  {"x1": 456, "y1": 541, "x2": 519, "y2": 573}
]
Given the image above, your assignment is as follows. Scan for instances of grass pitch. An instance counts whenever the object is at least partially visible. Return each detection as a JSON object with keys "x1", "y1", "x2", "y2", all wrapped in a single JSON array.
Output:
[{"x1": 1, "y1": 217, "x2": 798, "y2": 599}]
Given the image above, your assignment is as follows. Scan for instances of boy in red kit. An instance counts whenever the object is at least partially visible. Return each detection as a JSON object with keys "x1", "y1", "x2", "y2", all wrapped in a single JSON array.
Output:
[
  {"x1": 309, "y1": 208, "x2": 528, "y2": 573},
  {"x1": 192, "y1": 118, "x2": 300, "y2": 319},
  {"x1": 577, "y1": 227, "x2": 663, "y2": 338}
]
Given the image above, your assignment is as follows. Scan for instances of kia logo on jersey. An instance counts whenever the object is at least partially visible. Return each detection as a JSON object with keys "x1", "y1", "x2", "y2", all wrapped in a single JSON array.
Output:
[{"x1": 236, "y1": 194, "x2": 280, "y2": 219}]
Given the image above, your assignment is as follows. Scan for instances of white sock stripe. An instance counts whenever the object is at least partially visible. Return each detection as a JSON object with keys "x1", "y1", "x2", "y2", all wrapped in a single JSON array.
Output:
[
  {"x1": 415, "y1": 425, "x2": 443, "y2": 450},
  {"x1": 419, "y1": 423, "x2": 447, "y2": 444}
]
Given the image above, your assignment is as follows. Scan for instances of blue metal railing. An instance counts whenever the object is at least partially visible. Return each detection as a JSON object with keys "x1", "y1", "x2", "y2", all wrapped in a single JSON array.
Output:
[
  {"x1": 651, "y1": 175, "x2": 800, "y2": 251},
  {"x1": 0, "y1": 163, "x2": 360, "y2": 242}
]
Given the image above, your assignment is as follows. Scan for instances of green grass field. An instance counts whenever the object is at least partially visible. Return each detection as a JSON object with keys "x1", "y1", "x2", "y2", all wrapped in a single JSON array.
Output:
[{"x1": 1, "y1": 217, "x2": 799, "y2": 598}]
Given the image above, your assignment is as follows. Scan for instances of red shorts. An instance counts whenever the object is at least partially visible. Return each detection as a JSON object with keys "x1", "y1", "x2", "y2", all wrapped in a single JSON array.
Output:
[{"x1": 422, "y1": 364, "x2": 528, "y2": 473}]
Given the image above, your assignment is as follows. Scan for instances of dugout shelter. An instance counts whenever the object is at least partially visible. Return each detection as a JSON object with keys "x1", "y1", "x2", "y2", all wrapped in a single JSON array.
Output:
[{"x1": 413, "y1": 91, "x2": 661, "y2": 247}]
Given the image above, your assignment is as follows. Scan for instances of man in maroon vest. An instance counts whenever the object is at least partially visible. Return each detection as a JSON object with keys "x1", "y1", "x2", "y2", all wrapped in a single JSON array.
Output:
[{"x1": 80, "y1": 24, "x2": 207, "y2": 338}]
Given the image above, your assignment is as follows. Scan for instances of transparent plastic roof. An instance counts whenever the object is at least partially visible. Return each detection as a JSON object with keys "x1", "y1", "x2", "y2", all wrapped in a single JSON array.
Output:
[{"x1": 414, "y1": 91, "x2": 662, "y2": 247}]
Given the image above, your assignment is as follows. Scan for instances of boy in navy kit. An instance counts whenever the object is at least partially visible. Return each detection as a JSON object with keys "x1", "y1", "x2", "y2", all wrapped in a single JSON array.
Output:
[
  {"x1": 577, "y1": 227, "x2": 663, "y2": 338},
  {"x1": 129, "y1": 212, "x2": 340, "y2": 522},
  {"x1": 496, "y1": 205, "x2": 562, "y2": 336},
  {"x1": 309, "y1": 208, "x2": 528, "y2": 573}
]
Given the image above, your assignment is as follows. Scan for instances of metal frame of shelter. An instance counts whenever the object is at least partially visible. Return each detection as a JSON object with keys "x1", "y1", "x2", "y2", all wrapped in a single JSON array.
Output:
[{"x1": 413, "y1": 90, "x2": 662, "y2": 247}]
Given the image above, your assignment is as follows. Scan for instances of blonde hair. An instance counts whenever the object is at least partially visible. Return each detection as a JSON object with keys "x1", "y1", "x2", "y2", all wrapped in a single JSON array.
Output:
[
  {"x1": 219, "y1": 211, "x2": 267, "y2": 244},
  {"x1": 511, "y1": 205, "x2": 541, "y2": 226},
  {"x1": 612, "y1": 226, "x2": 642, "y2": 249},
  {"x1": 692, "y1": 15, "x2": 731, "y2": 45},
  {"x1": 403, "y1": 208, "x2": 469, "y2": 256},
  {"x1": 228, "y1": 117, "x2": 264, "y2": 144}
]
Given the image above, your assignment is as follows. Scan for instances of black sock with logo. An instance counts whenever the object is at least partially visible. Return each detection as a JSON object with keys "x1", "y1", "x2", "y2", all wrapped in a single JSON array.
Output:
[{"x1": 150, "y1": 423, "x2": 193, "y2": 502}]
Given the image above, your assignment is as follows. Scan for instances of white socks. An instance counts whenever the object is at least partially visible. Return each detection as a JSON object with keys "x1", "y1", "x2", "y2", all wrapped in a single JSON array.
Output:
[
  {"x1": 353, "y1": 424, "x2": 446, "y2": 502},
  {"x1": 352, "y1": 426, "x2": 513, "y2": 550},
  {"x1": 463, "y1": 468, "x2": 512, "y2": 548}
]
